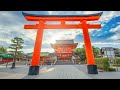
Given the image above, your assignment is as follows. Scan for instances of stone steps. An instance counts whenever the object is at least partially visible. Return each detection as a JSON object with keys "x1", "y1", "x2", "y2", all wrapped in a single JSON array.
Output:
[{"x1": 55, "y1": 60, "x2": 74, "y2": 65}]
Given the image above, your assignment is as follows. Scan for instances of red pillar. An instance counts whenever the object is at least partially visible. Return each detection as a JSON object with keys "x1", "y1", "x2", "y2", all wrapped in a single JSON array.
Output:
[
  {"x1": 31, "y1": 20, "x2": 44, "y2": 66},
  {"x1": 67, "y1": 53, "x2": 69, "y2": 60},
  {"x1": 28, "y1": 20, "x2": 44, "y2": 75},
  {"x1": 66, "y1": 53, "x2": 68, "y2": 60},
  {"x1": 60, "y1": 52, "x2": 62, "y2": 60},
  {"x1": 81, "y1": 20, "x2": 98, "y2": 74}
]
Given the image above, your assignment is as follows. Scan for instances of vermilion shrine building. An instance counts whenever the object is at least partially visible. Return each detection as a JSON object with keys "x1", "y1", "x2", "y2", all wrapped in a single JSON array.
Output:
[{"x1": 51, "y1": 40, "x2": 78, "y2": 60}]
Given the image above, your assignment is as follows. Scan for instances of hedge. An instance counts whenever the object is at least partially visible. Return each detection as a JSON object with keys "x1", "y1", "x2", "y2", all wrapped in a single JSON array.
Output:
[
  {"x1": 112, "y1": 58, "x2": 120, "y2": 67},
  {"x1": 95, "y1": 57, "x2": 116, "y2": 71}
]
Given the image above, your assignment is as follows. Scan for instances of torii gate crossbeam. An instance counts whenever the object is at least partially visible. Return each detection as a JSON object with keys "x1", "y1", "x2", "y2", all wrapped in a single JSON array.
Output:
[{"x1": 22, "y1": 12, "x2": 103, "y2": 75}]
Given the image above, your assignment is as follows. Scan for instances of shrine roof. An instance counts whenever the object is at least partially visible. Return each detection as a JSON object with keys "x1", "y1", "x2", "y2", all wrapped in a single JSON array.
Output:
[{"x1": 55, "y1": 40, "x2": 75, "y2": 44}]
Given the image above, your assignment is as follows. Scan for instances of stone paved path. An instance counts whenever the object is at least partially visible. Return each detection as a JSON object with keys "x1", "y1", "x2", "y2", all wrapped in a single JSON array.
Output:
[
  {"x1": 35, "y1": 65, "x2": 92, "y2": 79},
  {"x1": 0, "y1": 65, "x2": 120, "y2": 79}
]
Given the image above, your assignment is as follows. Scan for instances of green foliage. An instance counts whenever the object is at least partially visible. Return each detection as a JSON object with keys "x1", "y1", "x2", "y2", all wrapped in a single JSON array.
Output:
[
  {"x1": 9, "y1": 37, "x2": 24, "y2": 50},
  {"x1": 113, "y1": 58, "x2": 120, "y2": 67},
  {"x1": 0, "y1": 46, "x2": 7, "y2": 53},
  {"x1": 108, "y1": 68, "x2": 116, "y2": 71},
  {"x1": 95, "y1": 58, "x2": 104, "y2": 69},
  {"x1": 95, "y1": 57, "x2": 116, "y2": 71},
  {"x1": 74, "y1": 45, "x2": 100, "y2": 62},
  {"x1": 96, "y1": 57, "x2": 110, "y2": 71},
  {"x1": 74, "y1": 46, "x2": 86, "y2": 62},
  {"x1": 92, "y1": 46, "x2": 100, "y2": 58},
  {"x1": 74, "y1": 48, "x2": 82, "y2": 53},
  {"x1": 17, "y1": 51, "x2": 24, "y2": 60},
  {"x1": 10, "y1": 51, "x2": 24, "y2": 59},
  {"x1": 103, "y1": 57, "x2": 110, "y2": 71}
]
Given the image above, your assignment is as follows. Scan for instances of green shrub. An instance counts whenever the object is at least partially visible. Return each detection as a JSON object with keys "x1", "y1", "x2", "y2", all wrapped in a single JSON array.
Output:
[
  {"x1": 108, "y1": 68, "x2": 116, "y2": 71},
  {"x1": 95, "y1": 57, "x2": 110, "y2": 71},
  {"x1": 95, "y1": 58, "x2": 103, "y2": 69},
  {"x1": 103, "y1": 57, "x2": 110, "y2": 71},
  {"x1": 112, "y1": 64, "x2": 120, "y2": 67},
  {"x1": 113, "y1": 58, "x2": 120, "y2": 67}
]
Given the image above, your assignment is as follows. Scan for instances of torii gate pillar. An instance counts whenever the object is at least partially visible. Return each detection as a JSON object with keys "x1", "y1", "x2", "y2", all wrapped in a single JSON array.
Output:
[
  {"x1": 28, "y1": 20, "x2": 44, "y2": 75},
  {"x1": 82, "y1": 20, "x2": 98, "y2": 74}
]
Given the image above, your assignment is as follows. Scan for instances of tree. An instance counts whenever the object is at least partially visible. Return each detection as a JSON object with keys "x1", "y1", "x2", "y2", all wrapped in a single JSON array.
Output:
[
  {"x1": 74, "y1": 45, "x2": 86, "y2": 62},
  {"x1": 74, "y1": 45, "x2": 100, "y2": 62},
  {"x1": 0, "y1": 46, "x2": 7, "y2": 53},
  {"x1": 92, "y1": 46, "x2": 100, "y2": 58},
  {"x1": 9, "y1": 37, "x2": 24, "y2": 69},
  {"x1": 80, "y1": 45, "x2": 86, "y2": 62},
  {"x1": 74, "y1": 48, "x2": 82, "y2": 53}
]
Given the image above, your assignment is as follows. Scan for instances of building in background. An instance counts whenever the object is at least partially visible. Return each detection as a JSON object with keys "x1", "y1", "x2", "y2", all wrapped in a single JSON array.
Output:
[
  {"x1": 100, "y1": 47, "x2": 116, "y2": 58},
  {"x1": 26, "y1": 52, "x2": 56, "y2": 65},
  {"x1": 51, "y1": 39, "x2": 78, "y2": 60}
]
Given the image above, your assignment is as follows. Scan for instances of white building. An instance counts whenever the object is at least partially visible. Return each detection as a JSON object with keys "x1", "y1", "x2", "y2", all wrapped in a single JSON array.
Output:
[{"x1": 101, "y1": 47, "x2": 116, "y2": 58}]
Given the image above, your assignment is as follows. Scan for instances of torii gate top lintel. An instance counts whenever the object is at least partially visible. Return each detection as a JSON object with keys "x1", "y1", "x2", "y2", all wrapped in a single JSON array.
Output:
[
  {"x1": 22, "y1": 12, "x2": 103, "y2": 29},
  {"x1": 22, "y1": 12, "x2": 103, "y2": 21}
]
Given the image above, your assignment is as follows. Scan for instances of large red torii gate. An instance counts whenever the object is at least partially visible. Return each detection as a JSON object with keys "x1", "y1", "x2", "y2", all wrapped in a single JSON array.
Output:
[{"x1": 22, "y1": 12, "x2": 103, "y2": 75}]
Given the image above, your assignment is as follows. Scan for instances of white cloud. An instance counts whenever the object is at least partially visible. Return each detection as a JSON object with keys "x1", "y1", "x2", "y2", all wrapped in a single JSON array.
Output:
[
  {"x1": 117, "y1": 22, "x2": 120, "y2": 24},
  {"x1": 91, "y1": 42, "x2": 120, "y2": 45},
  {"x1": 0, "y1": 38, "x2": 11, "y2": 44},
  {"x1": 110, "y1": 25, "x2": 120, "y2": 32},
  {"x1": 109, "y1": 34, "x2": 120, "y2": 40},
  {"x1": 41, "y1": 48, "x2": 54, "y2": 53},
  {"x1": 104, "y1": 31, "x2": 107, "y2": 33},
  {"x1": 42, "y1": 29, "x2": 81, "y2": 44},
  {"x1": 48, "y1": 11, "x2": 119, "y2": 22},
  {"x1": 109, "y1": 25, "x2": 120, "y2": 40},
  {"x1": 1, "y1": 11, "x2": 120, "y2": 53},
  {"x1": 97, "y1": 34, "x2": 101, "y2": 36},
  {"x1": 76, "y1": 42, "x2": 120, "y2": 47}
]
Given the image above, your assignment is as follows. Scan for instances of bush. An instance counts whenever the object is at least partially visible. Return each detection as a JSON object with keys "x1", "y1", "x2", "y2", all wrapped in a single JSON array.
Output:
[
  {"x1": 95, "y1": 57, "x2": 113, "y2": 71},
  {"x1": 108, "y1": 68, "x2": 116, "y2": 71},
  {"x1": 95, "y1": 58, "x2": 103, "y2": 69},
  {"x1": 103, "y1": 57, "x2": 110, "y2": 71},
  {"x1": 112, "y1": 64, "x2": 120, "y2": 67},
  {"x1": 113, "y1": 58, "x2": 120, "y2": 67}
]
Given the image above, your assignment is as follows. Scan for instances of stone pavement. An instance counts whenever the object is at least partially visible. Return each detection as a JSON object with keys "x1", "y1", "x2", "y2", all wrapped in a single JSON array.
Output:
[
  {"x1": 35, "y1": 65, "x2": 92, "y2": 79},
  {"x1": 0, "y1": 65, "x2": 28, "y2": 79},
  {"x1": 75, "y1": 65, "x2": 120, "y2": 79},
  {"x1": 0, "y1": 64, "x2": 120, "y2": 79}
]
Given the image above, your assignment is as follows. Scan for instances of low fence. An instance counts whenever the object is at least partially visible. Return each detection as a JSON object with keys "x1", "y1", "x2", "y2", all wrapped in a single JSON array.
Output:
[{"x1": 0, "y1": 59, "x2": 13, "y2": 64}]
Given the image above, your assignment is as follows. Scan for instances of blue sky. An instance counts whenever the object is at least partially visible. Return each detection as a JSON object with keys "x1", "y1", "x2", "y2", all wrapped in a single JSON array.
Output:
[{"x1": 0, "y1": 11, "x2": 120, "y2": 53}]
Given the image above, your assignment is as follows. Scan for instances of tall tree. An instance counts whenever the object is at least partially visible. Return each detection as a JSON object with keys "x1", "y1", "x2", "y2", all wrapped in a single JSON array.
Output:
[
  {"x1": 9, "y1": 37, "x2": 24, "y2": 69},
  {"x1": 0, "y1": 46, "x2": 7, "y2": 53},
  {"x1": 92, "y1": 46, "x2": 100, "y2": 58},
  {"x1": 16, "y1": 51, "x2": 24, "y2": 61},
  {"x1": 74, "y1": 45, "x2": 100, "y2": 62},
  {"x1": 74, "y1": 45, "x2": 86, "y2": 62}
]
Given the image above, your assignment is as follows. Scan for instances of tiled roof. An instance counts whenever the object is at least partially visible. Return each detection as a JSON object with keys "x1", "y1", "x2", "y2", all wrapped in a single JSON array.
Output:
[
  {"x1": 101, "y1": 47, "x2": 114, "y2": 49},
  {"x1": 41, "y1": 52, "x2": 49, "y2": 56},
  {"x1": 27, "y1": 52, "x2": 49, "y2": 57},
  {"x1": 56, "y1": 40, "x2": 74, "y2": 44},
  {"x1": 0, "y1": 53, "x2": 14, "y2": 58},
  {"x1": 101, "y1": 47, "x2": 116, "y2": 52}
]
